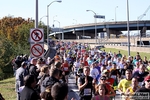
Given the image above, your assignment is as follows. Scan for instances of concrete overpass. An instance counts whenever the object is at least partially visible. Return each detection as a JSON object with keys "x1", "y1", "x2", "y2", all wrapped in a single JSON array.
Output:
[{"x1": 51, "y1": 20, "x2": 150, "y2": 39}]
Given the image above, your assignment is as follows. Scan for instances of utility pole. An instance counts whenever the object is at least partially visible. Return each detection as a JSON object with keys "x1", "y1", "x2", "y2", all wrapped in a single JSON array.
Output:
[{"x1": 35, "y1": 0, "x2": 38, "y2": 28}]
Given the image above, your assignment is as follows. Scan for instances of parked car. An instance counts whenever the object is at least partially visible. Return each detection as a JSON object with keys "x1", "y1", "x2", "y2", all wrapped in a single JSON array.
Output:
[{"x1": 95, "y1": 45, "x2": 104, "y2": 50}]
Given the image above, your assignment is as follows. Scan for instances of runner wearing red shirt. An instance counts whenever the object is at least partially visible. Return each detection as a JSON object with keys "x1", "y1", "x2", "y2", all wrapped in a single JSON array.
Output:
[{"x1": 62, "y1": 59, "x2": 70, "y2": 83}]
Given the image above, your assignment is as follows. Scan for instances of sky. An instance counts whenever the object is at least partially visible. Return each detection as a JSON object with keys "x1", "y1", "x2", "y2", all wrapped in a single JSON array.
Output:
[{"x1": 0, "y1": 0, "x2": 150, "y2": 28}]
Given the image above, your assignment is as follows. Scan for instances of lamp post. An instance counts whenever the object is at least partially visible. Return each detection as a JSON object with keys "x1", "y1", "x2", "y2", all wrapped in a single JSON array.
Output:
[
  {"x1": 53, "y1": 15, "x2": 57, "y2": 27},
  {"x1": 40, "y1": 15, "x2": 47, "y2": 26},
  {"x1": 137, "y1": 5, "x2": 150, "y2": 46},
  {"x1": 127, "y1": 0, "x2": 130, "y2": 56},
  {"x1": 47, "y1": 0, "x2": 61, "y2": 48},
  {"x1": 73, "y1": 19, "x2": 78, "y2": 39},
  {"x1": 115, "y1": 6, "x2": 118, "y2": 22},
  {"x1": 54, "y1": 20, "x2": 61, "y2": 40},
  {"x1": 86, "y1": 10, "x2": 97, "y2": 44},
  {"x1": 73, "y1": 19, "x2": 77, "y2": 25},
  {"x1": 35, "y1": 0, "x2": 38, "y2": 28}
]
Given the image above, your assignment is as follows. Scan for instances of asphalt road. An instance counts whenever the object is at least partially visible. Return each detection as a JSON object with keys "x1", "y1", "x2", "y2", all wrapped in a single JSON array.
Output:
[
  {"x1": 68, "y1": 74, "x2": 122, "y2": 100},
  {"x1": 68, "y1": 74, "x2": 80, "y2": 100}
]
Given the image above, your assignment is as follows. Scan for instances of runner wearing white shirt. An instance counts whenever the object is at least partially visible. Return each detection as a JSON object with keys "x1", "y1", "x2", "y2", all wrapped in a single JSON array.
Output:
[
  {"x1": 90, "y1": 63, "x2": 99, "y2": 84},
  {"x1": 106, "y1": 61, "x2": 112, "y2": 70},
  {"x1": 73, "y1": 59, "x2": 80, "y2": 74},
  {"x1": 73, "y1": 59, "x2": 80, "y2": 84},
  {"x1": 90, "y1": 48, "x2": 95, "y2": 57},
  {"x1": 118, "y1": 61, "x2": 124, "y2": 69}
]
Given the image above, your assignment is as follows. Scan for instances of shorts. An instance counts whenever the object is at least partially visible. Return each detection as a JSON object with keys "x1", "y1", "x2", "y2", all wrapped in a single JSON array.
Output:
[
  {"x1": 65, "y1": 71, "x2": 69, "y2": 76},
  {"x1": 74, "y1": 72, "x2": 78, "y2": 76}
]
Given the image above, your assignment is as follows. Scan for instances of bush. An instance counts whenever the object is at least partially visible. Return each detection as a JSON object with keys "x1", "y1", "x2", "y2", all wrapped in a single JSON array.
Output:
[{"x1": 0, "y1": 63, "x2": 14, "y2": 80}]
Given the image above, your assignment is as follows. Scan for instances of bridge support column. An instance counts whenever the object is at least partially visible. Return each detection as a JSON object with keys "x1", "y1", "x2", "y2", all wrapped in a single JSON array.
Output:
[
  {"x1": 106, "y1": 29, "x2": 110, "y2": 39},
  {"x1": 140, "y1": 27, "x2": 147, "y2": 37},
  {"x1": 109, "y1": 30, "x2": 122, "y2": 38}
]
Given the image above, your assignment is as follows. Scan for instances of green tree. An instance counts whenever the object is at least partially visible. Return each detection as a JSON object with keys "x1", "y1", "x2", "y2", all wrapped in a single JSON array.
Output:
[
  {"x1": 15, "y1": 22, "x2": 34, "y2": 54},
  {"x1": 0, "y1": 34, "x2": 15, "y2": 79},
  {"x1": 0, "y1": 16, "x2": 34, "y2": 79},
  {"x1": 38, "y1": 22, "x2": 47, "y2": 42}
]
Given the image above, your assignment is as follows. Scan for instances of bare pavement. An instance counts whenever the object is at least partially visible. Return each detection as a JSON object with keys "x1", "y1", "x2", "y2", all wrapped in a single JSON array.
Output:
[{"x1": 68, "y1": 74, "x2": 121, "y2": 100}]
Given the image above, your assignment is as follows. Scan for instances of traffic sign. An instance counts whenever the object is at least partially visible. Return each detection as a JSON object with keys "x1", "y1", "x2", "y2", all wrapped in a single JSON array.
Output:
[
  {"x1": 30, "y1": 43, "x2": 44, "y2": 58},
  {"x1": 94, "y1": 15, "x2": 105, "y2": 19},
  {"x1": 30, "y1": 28, "x2": 44, "y2": 43}
]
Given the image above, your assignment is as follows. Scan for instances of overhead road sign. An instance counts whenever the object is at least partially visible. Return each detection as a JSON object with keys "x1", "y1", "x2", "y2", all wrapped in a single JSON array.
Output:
[
  {"x1": 94, "y1": 15, "x2": 105, "y2": 19},
  {"x1": 30, "y1": 28, "x2": 44, "y2": 43}
]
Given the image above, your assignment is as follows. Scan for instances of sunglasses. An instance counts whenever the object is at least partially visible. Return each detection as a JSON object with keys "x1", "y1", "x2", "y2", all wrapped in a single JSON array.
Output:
[
  {"x1": 147, "y1": 80, "x2": 150, "y2": 82},
  {"x1": 101, "y1": 79, "x2": 106, "y2": 80}
]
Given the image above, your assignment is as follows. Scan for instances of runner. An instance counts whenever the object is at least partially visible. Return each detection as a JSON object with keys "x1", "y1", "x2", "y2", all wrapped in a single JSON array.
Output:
[{"x1": 78, "y1": 66, "x2": 94, "y2": 100}]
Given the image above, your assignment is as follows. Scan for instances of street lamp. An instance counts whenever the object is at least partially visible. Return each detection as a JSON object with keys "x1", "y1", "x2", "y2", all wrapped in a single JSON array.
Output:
[
  {"x1": 86, "y1": 10, "x2": 97, "y2": 44},
  {"x1": 115, "y1": 6, "x2": 118, "y2": 22},
  {"x1": 73, "y1": 19, "x2": 78, "y2": 39},
  {"x1": 127, "y1": 0, "x2": 130, "y2": 56},
  {"x1": 73, "y1": 19, "x2": 77, "y2": 25},
  {"x1": 40, "y1": 15, "x2": 47, "y2": 25},
  {"x1": 53, "y1": 15, "x2": 57, "y2": 27},
  {"x1": 137, "y1": 5, "x2": 150, "y2": 46},
  {"x1": 54, "y1": 20, "x2": 61, "y2": 40},
  {"x1": 47, "y1": 0, "x2": 62, "y2": 48}
]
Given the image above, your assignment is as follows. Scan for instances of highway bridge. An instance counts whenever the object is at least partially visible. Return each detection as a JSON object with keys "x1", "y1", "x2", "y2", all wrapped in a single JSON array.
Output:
[{"x1": 50, "y1": 20, "x2": 150, "y2": 39}]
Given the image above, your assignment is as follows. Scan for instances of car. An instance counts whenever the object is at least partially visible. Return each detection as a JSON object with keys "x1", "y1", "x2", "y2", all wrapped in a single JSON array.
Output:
[{"x1": 95, "y1": 45, "x2": 104, "y2": 50}]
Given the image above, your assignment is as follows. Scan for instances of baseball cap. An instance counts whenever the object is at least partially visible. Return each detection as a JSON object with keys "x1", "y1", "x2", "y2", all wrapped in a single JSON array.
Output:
[{"x1": 144, "y1": 75, "x2": 150, "y2": 81}]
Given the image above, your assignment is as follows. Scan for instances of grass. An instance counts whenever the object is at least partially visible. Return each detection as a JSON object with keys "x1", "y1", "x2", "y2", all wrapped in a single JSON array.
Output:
[
  {"x1": 0, "y1": 77, "x2": 16, "y2": 100},
  {"x1": 101, "y1": 48, "x2": 150, "y2": 60}
]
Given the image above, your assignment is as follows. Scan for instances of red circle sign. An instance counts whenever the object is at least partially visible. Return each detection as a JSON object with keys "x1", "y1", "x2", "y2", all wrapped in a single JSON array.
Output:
[
  {"x1": 31, "y1": 29, "x2": 43, "y2": 42},
  {"x1": 31, "y1": 44, "x2": 44, "y2": 57}
]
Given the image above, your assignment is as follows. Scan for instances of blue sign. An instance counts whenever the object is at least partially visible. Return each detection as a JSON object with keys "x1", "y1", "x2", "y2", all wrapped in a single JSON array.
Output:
[{"x1": 94, "y1": 15, "x2": 105, "y2": 19}]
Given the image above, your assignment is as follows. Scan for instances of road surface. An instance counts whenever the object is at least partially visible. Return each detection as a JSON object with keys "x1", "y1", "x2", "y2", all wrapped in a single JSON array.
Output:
[{"x1": 68, "y1": 74, "x2": 121, "y2": 100}]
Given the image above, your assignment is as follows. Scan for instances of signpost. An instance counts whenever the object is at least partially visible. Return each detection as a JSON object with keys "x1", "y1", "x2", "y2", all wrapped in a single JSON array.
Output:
[{"x1": 30, "y1": 28, "x2": 44, "y2": 58}]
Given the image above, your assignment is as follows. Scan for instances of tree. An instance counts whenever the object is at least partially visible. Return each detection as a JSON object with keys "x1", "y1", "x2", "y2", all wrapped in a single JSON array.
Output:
[
  {"x1": 0, "y1": 16, "x2": 34, "y2": 79},
  {"x1": 38, "y1": 22, "x2": 47, "y2": 42},
  {"x1": 0, "y1": 34, "x2": 15, "y2": 79}
]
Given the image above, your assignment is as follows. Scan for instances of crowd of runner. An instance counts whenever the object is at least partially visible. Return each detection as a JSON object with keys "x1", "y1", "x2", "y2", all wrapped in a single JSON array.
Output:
[{"x1": 2, "y1": 41, "x2": 150, "y2": 100}]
